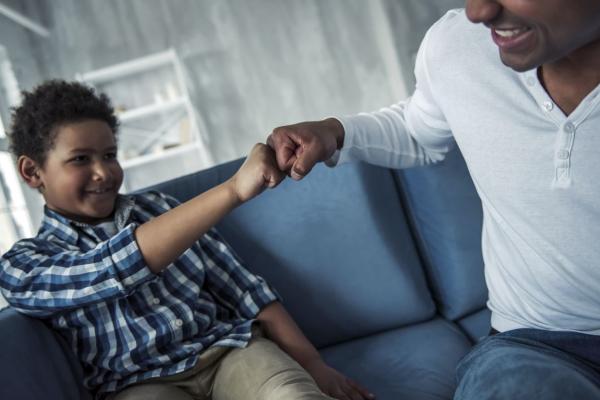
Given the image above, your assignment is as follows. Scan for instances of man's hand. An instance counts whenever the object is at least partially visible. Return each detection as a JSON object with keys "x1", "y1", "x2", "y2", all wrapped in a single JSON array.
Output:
[
  {"x1": 267, "y1": 118, "x2": 345, "y2": 180},
  {"x1": 227, "y1": 143, "x2": 285, "y2": 204},
  {"x1": 304, "y1": 358, "x2": 375, "y2": 400}
]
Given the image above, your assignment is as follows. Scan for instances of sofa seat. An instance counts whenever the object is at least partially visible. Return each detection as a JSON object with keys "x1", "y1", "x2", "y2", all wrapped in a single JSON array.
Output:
[{"x1": 321, "y1": 317, "x2": 472, "y2": 399}]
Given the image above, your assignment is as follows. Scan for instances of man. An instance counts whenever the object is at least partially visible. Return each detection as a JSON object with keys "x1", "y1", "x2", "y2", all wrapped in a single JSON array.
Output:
[{"x1": 267, "y1": 0, "x2": 600, "y2": 398}]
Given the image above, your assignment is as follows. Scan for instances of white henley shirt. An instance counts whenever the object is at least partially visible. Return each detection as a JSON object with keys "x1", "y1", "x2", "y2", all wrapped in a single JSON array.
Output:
[{"x1": 335, "y1": 9, "x2": 600, "y2": 334}]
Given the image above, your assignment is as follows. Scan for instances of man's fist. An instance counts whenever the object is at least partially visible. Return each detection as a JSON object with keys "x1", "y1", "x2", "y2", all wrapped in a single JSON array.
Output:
[{"x1": 267, "y1": 118, "x2": 345, "y2": 180}]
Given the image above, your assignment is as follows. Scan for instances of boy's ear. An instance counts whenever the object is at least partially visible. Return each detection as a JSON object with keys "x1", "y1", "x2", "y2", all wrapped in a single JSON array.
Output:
[{"x1": 17, "y1": 156, "x2": 44, "y2": 189}]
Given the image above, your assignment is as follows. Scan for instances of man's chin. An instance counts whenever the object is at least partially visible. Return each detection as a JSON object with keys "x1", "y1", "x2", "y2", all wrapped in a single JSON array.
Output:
[{"x1": 498, "y1": 49, "x2": 547, "y2": 73}]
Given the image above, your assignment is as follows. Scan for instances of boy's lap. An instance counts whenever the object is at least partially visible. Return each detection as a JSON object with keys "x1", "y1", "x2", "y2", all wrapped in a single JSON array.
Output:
[
  {"x1": 107, "y1": 383, "x2": 193, "y2": 400},
  {"x1": 213, "y1": 335, "x2": 332, "y2": 400},
  {"x1": 107, "y1": 333, "x2": 331, "y2": 400}
]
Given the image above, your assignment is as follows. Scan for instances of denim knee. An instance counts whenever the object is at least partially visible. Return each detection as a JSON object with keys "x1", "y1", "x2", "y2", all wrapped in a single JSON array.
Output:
[{"x1": 454, "y1": 335, "x2": 600, "y2": 400}]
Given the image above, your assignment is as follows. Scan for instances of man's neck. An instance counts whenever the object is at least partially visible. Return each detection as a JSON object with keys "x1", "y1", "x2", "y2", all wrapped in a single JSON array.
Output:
[{"x1": 539, "y1": 39, "x2": 600, "y2": 116}]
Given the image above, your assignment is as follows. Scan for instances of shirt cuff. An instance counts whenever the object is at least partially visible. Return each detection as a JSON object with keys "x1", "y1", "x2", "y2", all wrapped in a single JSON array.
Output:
[
  {"x1": 237, "y1": 278, "x2": 282, "y2": 319},
  {"x1": 324, "y1": 116, "x2": 359, "y2": 166}
]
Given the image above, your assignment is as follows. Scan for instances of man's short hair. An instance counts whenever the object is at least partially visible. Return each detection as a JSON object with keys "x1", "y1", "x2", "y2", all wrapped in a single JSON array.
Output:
[{"x1": 8, "y1": 80, "x2": 119, "y2": 165}]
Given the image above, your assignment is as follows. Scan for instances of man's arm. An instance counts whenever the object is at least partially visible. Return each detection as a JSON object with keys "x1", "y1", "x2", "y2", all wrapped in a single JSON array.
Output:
[
  {"x1": 267, "y1": 20, "x2": 455, "y2": 181},
  {"x1": 257, "y1": 301, "x2": 375, "y2": 400},
  {"x1": 135, "y1": 143, "x2": 283, "y2": 274}
]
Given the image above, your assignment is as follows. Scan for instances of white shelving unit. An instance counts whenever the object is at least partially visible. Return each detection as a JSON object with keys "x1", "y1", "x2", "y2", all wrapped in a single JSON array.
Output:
[{"x1": 76, "y1": 49, "x2": 213, "y2": 191}]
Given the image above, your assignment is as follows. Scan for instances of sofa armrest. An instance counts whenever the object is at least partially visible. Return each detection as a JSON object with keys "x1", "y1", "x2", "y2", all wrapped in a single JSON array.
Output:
[{"x1": 0, "y1": 307, "x2": 92, "y2": 400}]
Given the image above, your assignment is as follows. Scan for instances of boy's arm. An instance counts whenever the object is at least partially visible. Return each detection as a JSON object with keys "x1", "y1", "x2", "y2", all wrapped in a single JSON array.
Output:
[
  {"x1": 257, "y1": 302, "x2": 375, "y2": 400},
  {"x1": 0, "y1": 144, "x2": 283, "y2": 317},
  {"x1": 135, "y1": 143, "x2": 283, "y2": 274}
]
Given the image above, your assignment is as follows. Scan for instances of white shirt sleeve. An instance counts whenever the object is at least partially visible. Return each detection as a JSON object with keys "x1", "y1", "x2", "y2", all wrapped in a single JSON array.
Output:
[{"x1": 329, "y1": 21, "x2": 455, "y2": 169}]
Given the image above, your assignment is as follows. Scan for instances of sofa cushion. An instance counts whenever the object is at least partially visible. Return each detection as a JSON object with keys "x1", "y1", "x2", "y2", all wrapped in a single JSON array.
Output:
[
  {"x1": 148, "y1": 160, "x2": 436, "y2": 348},
  {"x1": 320, "y1": 317, "x2": 472, "y2": 400},
  {"x1": 0, "y1": 308, "x2": 92, "y2": 400},
  {"x1": 394, "y1": 148, "x2": 487, "y2": 321},
  {"x1": 457, "y1": 307, "x2": 491, "y2": 343}
]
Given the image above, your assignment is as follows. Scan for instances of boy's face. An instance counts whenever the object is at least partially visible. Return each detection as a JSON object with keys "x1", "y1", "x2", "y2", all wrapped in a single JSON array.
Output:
[{"x1": 34, "y1": 119, "x2": 123, "y2": 224}]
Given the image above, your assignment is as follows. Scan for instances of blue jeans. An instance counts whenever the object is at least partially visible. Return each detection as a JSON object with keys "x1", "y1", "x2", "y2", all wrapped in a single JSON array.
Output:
[{"x1": 455, "y1": 328, "x2": 600, "y2": 399}]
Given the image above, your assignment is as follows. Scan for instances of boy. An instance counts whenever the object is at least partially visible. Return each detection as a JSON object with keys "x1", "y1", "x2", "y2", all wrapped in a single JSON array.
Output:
[{"x1": 0, "y1": 81, "x2": 373, "y2": 400}]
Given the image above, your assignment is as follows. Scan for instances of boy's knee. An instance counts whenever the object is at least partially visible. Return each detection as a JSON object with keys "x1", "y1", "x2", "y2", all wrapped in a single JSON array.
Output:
[
  {"x1": 455, "y1": 337, "x2": 600, "y2": 400},
  {"x1": 213, "y1": 337, "x2": 329, "y2": 400}
]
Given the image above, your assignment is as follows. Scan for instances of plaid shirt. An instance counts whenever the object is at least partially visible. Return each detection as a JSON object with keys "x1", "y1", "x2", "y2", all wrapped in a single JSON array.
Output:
[{"x1": 0, "y1": 191, "x2": 279, "y2": 396}]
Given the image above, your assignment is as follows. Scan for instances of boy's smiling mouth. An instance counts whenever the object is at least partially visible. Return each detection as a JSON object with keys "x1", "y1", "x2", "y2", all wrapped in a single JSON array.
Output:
[{"x1": 85, "y1": 187, "x2": 115, "y2": 195}]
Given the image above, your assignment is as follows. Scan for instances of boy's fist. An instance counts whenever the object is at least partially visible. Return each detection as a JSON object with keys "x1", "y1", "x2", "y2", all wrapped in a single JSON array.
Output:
[{"x1": 227, "y1": 143, "x2": 285, "y2": 204}]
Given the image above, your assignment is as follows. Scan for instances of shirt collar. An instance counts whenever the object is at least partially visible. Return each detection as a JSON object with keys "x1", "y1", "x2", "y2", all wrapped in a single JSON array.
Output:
[{"x1": 40, "y1": 194, "x2": 136, "y2": 244}]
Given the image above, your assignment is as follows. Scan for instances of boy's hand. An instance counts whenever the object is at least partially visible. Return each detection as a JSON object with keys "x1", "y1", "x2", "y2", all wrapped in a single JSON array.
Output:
[
  {"x1": 227, "y1": 143, "x2": 285, "y2": 204},
  {"x1": 304, "y1": 358, "x2": 375, "y2": 400}
]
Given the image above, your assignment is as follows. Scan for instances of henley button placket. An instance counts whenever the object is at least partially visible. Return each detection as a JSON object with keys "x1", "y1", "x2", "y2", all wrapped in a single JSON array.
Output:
[{"x1": 553, "y1": 122, "x2": 576, "y2": 188}]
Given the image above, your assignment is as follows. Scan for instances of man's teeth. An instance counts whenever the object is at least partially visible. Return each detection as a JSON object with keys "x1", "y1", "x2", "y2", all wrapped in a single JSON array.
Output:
[{"x1": 495, "y1": 28, "x2": 529, "y2": 38}]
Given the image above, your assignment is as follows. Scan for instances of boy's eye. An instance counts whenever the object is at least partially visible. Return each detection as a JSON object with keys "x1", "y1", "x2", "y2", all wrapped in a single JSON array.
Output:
[
  {"x1": 104, "y1": 152, "x2": 117, "y2": 160},
  {"x1": 71, "y1": 155, "x2": 89, "y2": 163}
]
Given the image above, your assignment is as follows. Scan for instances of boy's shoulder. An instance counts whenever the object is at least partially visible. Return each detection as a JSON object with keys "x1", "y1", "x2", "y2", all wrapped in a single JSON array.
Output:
[
  {"x1": 132, "y1": 190, "x2": 181, "y2": 210},
  {"x1": 1, "y1": 234, "x2": 64, "y2": 266},
  {"x1": 1, "y1": 190, "x2": 182, "y2": 261}
]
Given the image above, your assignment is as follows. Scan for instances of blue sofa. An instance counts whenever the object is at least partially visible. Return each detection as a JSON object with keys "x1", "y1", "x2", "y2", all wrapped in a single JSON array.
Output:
[{"x1": 0, "y1": 148, "x2": 490, "y2": 399}]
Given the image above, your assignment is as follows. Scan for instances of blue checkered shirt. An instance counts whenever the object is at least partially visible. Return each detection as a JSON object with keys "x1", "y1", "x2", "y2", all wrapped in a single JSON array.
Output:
[{"x1": 0, "y1": 191, "x2": 279, "y2": 396}]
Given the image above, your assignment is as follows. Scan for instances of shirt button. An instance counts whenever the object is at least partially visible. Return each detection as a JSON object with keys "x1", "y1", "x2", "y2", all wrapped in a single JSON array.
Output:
[
  {"x1": 174, "y1": 319, "x2": 183, "y2": 327},
  {"x1": 564, "y1": 122, "x2": 575, "y2": 133},
  {"x1": 542, "y1": 101, "x2": 553, "y2": 112},
  {"x1": 557, "y1": 150, "x2": 570, "y2": 159},
  {"x1": 152, "y1": 298, "x2": 160, "y2": 305}
]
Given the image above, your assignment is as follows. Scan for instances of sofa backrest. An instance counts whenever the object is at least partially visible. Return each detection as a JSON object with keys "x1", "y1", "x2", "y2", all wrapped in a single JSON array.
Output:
[
  {"x1": 394, "y1": 148, "x2": 487, "y2": 322},
  {"x1": 149, "y1": 160, "x2": 436, "y2": 348}
]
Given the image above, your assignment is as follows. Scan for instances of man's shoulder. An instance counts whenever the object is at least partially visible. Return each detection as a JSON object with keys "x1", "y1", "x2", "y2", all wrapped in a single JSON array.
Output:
[
  {"x1": 428, "y1": 9, "x2": 482, "y2": 41},
  {"x1": 424, "y1": 8, "x2": 495, "y2": 66}
]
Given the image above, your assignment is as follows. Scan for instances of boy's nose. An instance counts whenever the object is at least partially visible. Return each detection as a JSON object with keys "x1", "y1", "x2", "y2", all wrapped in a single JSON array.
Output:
[
  {"x1": 465, "y1": 0, "x2": 502, "y2": 24},
  {"x1": 92, "y1": 162, "x2": 111, "y2": 180}
]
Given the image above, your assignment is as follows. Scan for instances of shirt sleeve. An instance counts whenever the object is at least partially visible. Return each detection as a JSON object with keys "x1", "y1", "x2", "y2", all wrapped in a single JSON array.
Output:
[
  {"x1": 330, "y1": 16, "x2": 455, "y2": 169},
  {"x1": 198, "y1": 228, "x2": 280, "y2": 319},
  {"x1": 0, "y1": 223, "x2": 155, "y2": 318}
]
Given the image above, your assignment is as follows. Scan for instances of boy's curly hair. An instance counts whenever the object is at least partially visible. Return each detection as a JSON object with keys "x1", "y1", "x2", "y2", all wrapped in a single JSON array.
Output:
[{"x1": 8, "y1": 80, "x2": 119, "y2": 165}]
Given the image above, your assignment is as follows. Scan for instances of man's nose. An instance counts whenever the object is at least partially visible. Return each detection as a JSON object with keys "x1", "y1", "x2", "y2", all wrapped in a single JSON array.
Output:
[{"x1": 465, "y1": 0, "x2": 502, "y2": 24}]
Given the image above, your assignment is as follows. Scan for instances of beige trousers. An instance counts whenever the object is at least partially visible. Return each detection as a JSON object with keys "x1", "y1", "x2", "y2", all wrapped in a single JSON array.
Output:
[{"x1": 106, "y1": 333, "x2": 333, "y2": 400}]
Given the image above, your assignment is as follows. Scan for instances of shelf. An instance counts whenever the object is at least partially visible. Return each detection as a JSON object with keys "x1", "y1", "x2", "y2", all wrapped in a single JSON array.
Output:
[
  {"x1": 117, "y1": 97, "x2": 186, "y2": 124},
  {"x1": 120, "y1": 142, "x2": 200, "y2": 169},
  {"x1": 76, "y1": 49, "x2": 177, "y2": 84},
  {"x1": 76, "y1": 48, "x2": 214, "y2": 190}
]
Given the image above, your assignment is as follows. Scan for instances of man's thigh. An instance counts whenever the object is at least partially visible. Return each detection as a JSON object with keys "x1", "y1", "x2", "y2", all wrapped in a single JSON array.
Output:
[
  {"x1": 455, "y1": 334, "x2": 600, "y2": 399},
  {"x1": 212, "y1": 336, "x2": 332, "y2": 400}
]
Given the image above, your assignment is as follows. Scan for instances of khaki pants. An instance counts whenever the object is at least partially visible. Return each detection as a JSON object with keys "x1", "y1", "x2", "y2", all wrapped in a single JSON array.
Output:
[{"x1": 106, "y1": 332, "x2": 333, "y2": 400}]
